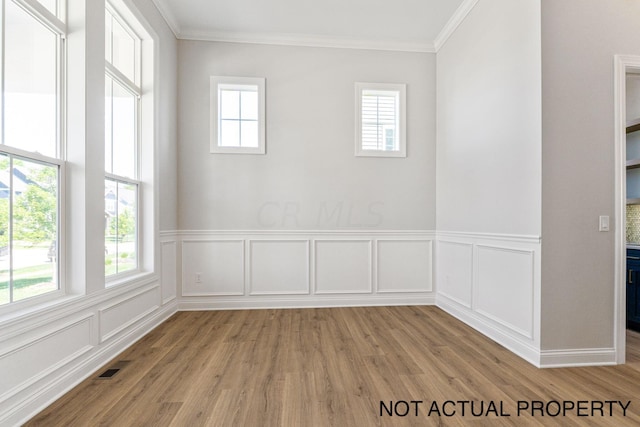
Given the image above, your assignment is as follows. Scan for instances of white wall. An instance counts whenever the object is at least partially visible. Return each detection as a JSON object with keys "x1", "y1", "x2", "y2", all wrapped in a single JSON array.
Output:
[
  {"x1": 177, "y1": 41, "x2": 436, "y2": 231},
  {"x1": 435, "y1": 0, "x2": 542, "y2": 364},
  {"x1": 436, "y1": 0, "x2": 541, "y2": 236},
  {"x1": 541, "y1": 0, "x2": 640, "y2": 351},
  {"x1": 0, "y1": 1, "x2": 179, "y2": 425}
]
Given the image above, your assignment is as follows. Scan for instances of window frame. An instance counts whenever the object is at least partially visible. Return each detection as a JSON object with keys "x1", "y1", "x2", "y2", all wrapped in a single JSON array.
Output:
[
  {"x1": 0, "y1": 0, "x2": 67, "y2": 311},
  {"x1": 355, "y1": 82, "x2": 407, "y2": 158},
  {"x1": 210, "y1": 76, "x2": 266, "y2": 155},
  {"x1": 104, "y1": 2, "x2": 143, "y2": 283}
]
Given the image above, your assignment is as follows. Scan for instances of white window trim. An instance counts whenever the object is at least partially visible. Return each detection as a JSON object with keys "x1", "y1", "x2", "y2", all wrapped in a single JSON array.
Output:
[
  {"x1": 0, "y1": 0, "x2": 67, "y2": 312},
  {"x1": 104, "y1": 0, "x2": 156, "y2": 287},
  {"x1": 355, "y1": 82, "x2": 407, "y2": 158},
  {"x1": 210, "y1": 76, "x2": 266, "y2": 155}
]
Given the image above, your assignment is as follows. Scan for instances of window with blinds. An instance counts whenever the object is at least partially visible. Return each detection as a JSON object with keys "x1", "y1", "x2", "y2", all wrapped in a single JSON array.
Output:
[
  {"x1": 355, "y1": 83, "x2": 406, "y2": 158},
  {"x1": 361, "y1": 90, "x2": 399, "y2": 151}
]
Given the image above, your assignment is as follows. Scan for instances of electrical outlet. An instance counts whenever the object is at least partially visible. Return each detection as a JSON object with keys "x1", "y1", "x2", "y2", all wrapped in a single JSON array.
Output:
[{"x1": 195, "y1": 272, "x2": 202, "y2": 283}]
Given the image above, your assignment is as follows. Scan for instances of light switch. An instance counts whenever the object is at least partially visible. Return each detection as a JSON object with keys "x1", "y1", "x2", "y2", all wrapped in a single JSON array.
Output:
[{"x1": 599, "y1": 215, "x2": 610, "y2": 232}]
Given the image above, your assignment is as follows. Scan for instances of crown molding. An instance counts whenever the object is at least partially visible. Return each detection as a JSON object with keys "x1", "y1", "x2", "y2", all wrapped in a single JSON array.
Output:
[
  {"x1": 150, "y1": 0, "x2": 479, "y2": 53},
  {"x1": 433, "y1": 0, "x2": 479, "y2": 52},
  {"x1": 177, "y1": 30, "x2": 436, "y2": 53},
  {"x1": 150, "y1": 0, "x2": 181, "y2": 37}
]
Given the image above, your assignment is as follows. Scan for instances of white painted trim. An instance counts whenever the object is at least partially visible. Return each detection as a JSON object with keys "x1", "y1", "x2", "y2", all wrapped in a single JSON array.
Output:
[
  {"x1": 97, "y1": 284, "x2": 160, "y2": 343},
  {"x1": 247, "y1": 239, "x2": 311, "y2": 296},
  {"x1": 0, "y1": 314, "x2": 93, "y2": 404},
  {"x1": 375, "y1": 239, "x2": 433, "y2": 293},
  {"x1": 179, "y1": 295, "x2": 435, "y2": 311},
  {"x1": 355, "y1": 82, "x2": 407, "y2": 158},
  {"x1": 435, "y1": 231, "x2": 541, "y2": 367},
  {"x1": 539, "y1": 348, "x2": 617, "y2": 368},
  {"x1": 433, "y1": 0, "x2": 479, "y2": 52},
  {"x1": 474, "y1": 245, "x2": 535, "y2": 340},
  {"x1": 613, "y1": 55, "x2": 640, "y2": 365},
  {"x1": 313, "y1": 239, "x2": 373, "y2": 295},
  {"x1": 149, "y1": 0, "x2": 180, "y2": 37},
  {"x1": 176, "y1": 230, "x2": 435, "y2": 306},
  {"x1": 437, "y1": 240, "x2": 473, "y2": 308},
  {"x1": 0, "y1": 273, "x2": 158, "y2": 336},
  {"x1": 437, "y1": 294, "x2": 540, "y2": 367},
  {"x1": 160, "y1": 240, "x2": 177, "y2": 304},
  {"x1": 173, "y1": 229, "x2": 436, "y2": 238},
  {"x1": 178, "y1": 30, "x2": 435, "y2": 53},
  {"x1": 180, "y1": 239, "x2": 245, "y2": 297},
  {"x1": 2, "y1": 302, "x2": 177, "y2": 427},
  {"x1": 210, "y1": 76, "x2": 266, "y2": 155},
  {"x1": 437, "y1": 230, "x2": 541, "y2": 244}
]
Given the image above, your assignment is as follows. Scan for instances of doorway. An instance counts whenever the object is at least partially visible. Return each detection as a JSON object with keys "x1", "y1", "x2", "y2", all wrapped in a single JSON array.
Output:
[{"x1": 614, "y1": 55, "x2": 640, "y2": 364}]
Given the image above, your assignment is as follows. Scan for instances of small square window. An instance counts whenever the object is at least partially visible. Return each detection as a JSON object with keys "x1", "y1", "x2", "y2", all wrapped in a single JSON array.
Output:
[
  {"x1": 355, "y1": 82, "x2": 406, "y2": 157},
  {"x1": 211, "y1": 76, "x2": 266, "y2": 154}
]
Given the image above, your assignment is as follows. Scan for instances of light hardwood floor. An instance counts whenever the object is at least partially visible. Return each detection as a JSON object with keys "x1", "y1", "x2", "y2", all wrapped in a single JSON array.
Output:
[{"x1": 26, "y1": 307, "x2": 640, "y2": 426}]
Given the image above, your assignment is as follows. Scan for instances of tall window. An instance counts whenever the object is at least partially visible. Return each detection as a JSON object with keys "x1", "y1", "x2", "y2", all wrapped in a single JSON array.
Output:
[
  {"x1": 0, "y1": 0, "x2": 65, "y2": 306},
  {"x1": 210, "y1": 76, "x2": 266, "y2": 154},
  {"x1": 105, "y1": 5, "x2": 140, "y2": 278},
  {"x1": 355, "y1": 82, "x2": 406, "y2": 158}
]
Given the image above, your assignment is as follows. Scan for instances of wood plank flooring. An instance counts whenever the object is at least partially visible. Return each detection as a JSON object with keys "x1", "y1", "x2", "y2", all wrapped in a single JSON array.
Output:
[{"x1": 26, "y1": 307, "x2": 640, "y2": 426}]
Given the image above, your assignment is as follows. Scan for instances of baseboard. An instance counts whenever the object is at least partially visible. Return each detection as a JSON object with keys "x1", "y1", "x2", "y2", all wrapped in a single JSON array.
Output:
[
  {"x1": 437, "y1": 294, "x2": 541, "y2": 367},
  {"x1": 3, "y1": 301, "x2": 177, "y2": 427},
  {"x1": 179, "y1": 294, "x2": 436, "y2": 311},
  {"x1": 539, "y1": 348, "x2": 617, "y2": 368}
]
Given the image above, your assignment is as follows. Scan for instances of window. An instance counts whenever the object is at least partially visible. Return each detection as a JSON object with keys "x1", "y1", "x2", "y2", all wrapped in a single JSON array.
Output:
[
  {"x1": 105, "y1": 5, "x2": 141, "y2": 278},
  {"x1": 210, "y1": 76, "x2": 265, "y2": 154},
  {"x1": 0, "y1": 0, "x2": 65, "y2": 306},
  {"x1": 355, "y1": 82, "x2": 406, "y2": 157}
]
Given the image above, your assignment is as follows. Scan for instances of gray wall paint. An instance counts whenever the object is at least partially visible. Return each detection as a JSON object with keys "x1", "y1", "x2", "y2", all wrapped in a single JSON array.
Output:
[
  {"x1": 131, "y1": 0, "x2": 178, "y2": 232},
  {"x1": 177, "y1": 41, "x2": 436, "y2": 230},
  {"x1": 541, "y1": 0, "x2": 640, "y2": 350},
  {"x1": 436, "y1": 0, "x2": 542, "y2": 236}
]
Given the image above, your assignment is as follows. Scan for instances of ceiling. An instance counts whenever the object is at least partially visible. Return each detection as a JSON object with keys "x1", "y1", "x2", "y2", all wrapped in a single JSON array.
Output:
[{"x1": 152, "y1": 0, "x2": 473, "y2": 52}]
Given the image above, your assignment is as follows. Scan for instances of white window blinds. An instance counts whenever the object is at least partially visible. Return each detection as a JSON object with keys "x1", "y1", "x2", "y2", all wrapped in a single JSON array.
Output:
[{"x1": 361, "y1": 90, "x2": 399, "y2": 151}]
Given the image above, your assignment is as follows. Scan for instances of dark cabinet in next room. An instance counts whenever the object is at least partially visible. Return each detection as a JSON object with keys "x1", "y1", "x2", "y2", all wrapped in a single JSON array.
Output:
[{"x1": 627, "y1": 249, "x2": 640, "y2": 331}]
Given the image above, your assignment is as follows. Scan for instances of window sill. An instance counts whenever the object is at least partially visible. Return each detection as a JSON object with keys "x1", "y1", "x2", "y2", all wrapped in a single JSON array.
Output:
[
  {"x1": 105, "y1": 270, "x2": 157, "y2": 290},
  {"x1": 355, "y1": 150, "x2": 407, "y2": 158},
  {"x1": 0, "y1": 291, "x2": 80, "y2": 328},
  {"x1": 210, "y1": 146, "x2": 265, "y2": 155}
]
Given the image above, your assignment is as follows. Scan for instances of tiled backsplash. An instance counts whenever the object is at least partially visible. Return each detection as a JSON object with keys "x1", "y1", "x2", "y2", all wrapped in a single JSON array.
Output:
[{"x1": 627, "y1": 204, "x2": 640, "y2": 244}]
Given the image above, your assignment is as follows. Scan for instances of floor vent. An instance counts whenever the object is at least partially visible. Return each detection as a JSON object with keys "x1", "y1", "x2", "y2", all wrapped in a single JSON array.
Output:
[
  {"x1": 96, "y1": 360, "x2": 130, "y2": 379},
  {"x1": 98, "y1": 368, "x2": 120, "y2": 378}
]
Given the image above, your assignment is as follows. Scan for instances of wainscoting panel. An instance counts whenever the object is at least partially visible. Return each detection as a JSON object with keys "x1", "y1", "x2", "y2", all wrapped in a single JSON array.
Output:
[
  {"x1": 182, "y1": 240, "x2": 245, "y2": 296},
  {"x1": 315, "y1": 240, "x2": 372, "y2": 294},
  {"x1": 177, "y1": 231, "x2": 436, "y2": 309},
  {"x1": 435, "y1": 232, "x2": 541, "y2": 366},
  {"x1": 98, "y1": 285, "x2": 160, "y2": 343},
  {"x1": 475, "y1": 245, "x2": 534, "y2": 339},
  {"x1": 377, "y1": 240, "x2": 432, "y2": 293},
  {"x1": 249, "y1": 240, "x2": 310, "y2": 295},
  {"x1": 161, "y1": 240, "x2": 178, "y2": 303},
  {"x1": 0, "y1": 315, "x2": 93, "y2": 404},
  {"x1": 436, "y1": 241, "x2": 473, "y2": 307}
]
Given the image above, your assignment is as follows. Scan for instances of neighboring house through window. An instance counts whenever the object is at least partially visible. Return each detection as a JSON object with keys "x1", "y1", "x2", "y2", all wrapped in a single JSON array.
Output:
[
  {"x1": 104, "y1": 2, "x2": 148, "y2": 280},
  {"x1": 0, "y1": 0, "x2": 65, "y2": 306}
]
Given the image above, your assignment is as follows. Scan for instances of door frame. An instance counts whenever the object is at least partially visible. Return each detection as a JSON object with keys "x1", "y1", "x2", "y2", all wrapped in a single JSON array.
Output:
[{"x1": 614, "y1": 55, "x2": 640, "y2": 364}]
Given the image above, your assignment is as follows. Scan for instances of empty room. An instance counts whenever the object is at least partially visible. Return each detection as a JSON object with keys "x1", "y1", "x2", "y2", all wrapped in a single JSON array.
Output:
[{"x1": 2, "y1": 0, "x2": 640, "y2": 425}]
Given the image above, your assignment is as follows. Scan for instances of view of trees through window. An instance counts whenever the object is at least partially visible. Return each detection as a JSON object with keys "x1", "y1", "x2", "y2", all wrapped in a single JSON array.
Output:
[
  {"x1": 104, "y1": 6, "x2": 140, "y2": 278},
  {"x1": 104, "y1": 178, "x2": 137, "y2": 276},
  {"x1": 0, "y1": 155, "x2": 58, "y2": 305}
]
